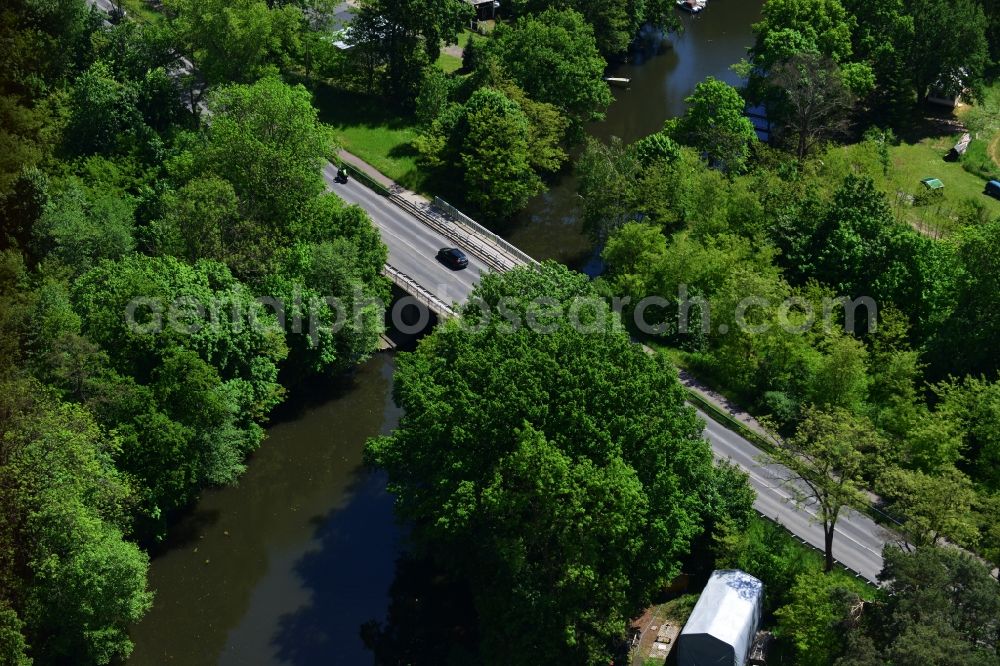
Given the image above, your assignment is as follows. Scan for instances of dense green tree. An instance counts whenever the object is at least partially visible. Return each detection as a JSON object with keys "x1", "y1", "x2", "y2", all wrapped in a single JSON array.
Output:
[
  {"x1": 366, "y1": 263, "x2": 747, "y2": 665},
  {"x1": 751, "y1": 0, "x2": 855, "y2": 70},
  {"x1": 485, "y1": 9, "x2": 611, "y2": 138},
  {"x1": 808, "y1": 175, "x2": 937, "y2": 332},
  {"x1": 841, "y1": 0, "x2": 914, "y2": 118},
  {"x1": 631, "y1": 130, "x2": 681, "y2": 168},
  {"x1": 165, "y1": 0, "x2": 304, "y2": 85},
  {"x1": 179, "y1": 77, "x2": 384, "y2": 284},
  {"x1": 839, "y1": 546, "x2": 1000, "y2": 664},
  {"x1": 414, "y1": 65, "x2": 456, "y2": 126},
  {"x1": 928, "y1": 221, "x2": 1000, "y2": 379},
  {"x1": 66, "y1": 255, "x2": 289, "y2": 526},
  {"x1": 907, "y1": 0, "x2": 990, "y2": 102},
  {"x1": 72, "y1": 254, "x2": 286, "y2": 413},
  {"x1": 65, "y1": 61, "x2": 147, "y2": 156},
  {"x1": 977, "y1": 493, "x2": 1000, "y2": 567},
  {"x1": 576, "y1": 137, "x2": 642, "y2": 240},
  {"x1": 150, "y1": 176, "x2": 239, "y2": 264},
  {"x1": 0, "y1": 602, "x2": 30, "y2": 666},
  {"x1": 980, "y1": 0, "x2": 1000, "y2": 70},
  {"x1": 351, "y1": 0, "x2": 471, "y2": 102},
  {"x1": 769, "y1": 406, "x2": 875, "y2": 571},
  {"x1": 457, "y1": 88, "x2": 543, "y2": 222},
  {"x1": 671, "y1": 78, "x2": 756, "y2": 173},
  {"x1": 575, "y1": 132, "x2": 683, "y2": 240},
  {"x1": 877, "y1": 466, "x2": 979, "y2": 547},
  {"x1": 260, "y1": 236, "x2": 388, "y2": 378},
  {"x1": 866, "y1": 307, "x2": 922, "y2": 437},
  {"x1": 0, "y1": 378, "x2": 151, "y2": 664},
  {"x1": 196, "y1": 77, "x2": 332, "y2": 234},
  {"x1": 508, "y1": 0, "x2": 678, "y2": 55},
  {"x1": 32, "y1": 177, "x2": 135, "y2": 276},
  {"x1": 805, "y1": 335, "x2": 869, "y2": 412},
  {"x1": 0, "y1": 97, "x2": 56, "y2": 198},
  {"x1": 775, "y1": 569, "x2": 862, "y2": 665},
  {"x1": 931, "y1": 377, "x2": 1000, "y2": 491},
  {"x1": 0, "y1": 0, "x2": 100, "y2": 101},
  {"x1": 500, "y1": 83, "x2": 569, "y2": 173},
  {"x1": 91, "y1": 19, "x2": 178, "y2": 83}
]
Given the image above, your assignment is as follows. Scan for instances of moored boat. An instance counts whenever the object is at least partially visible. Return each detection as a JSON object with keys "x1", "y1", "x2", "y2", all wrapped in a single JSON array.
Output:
[{"x1": 676, "y1": 0, "x2": 706, "y2": 13}]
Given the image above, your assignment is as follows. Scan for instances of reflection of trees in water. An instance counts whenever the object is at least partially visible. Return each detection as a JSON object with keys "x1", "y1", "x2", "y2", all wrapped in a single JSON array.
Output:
[{"x1": 361, "y1": 555, "x2": 480, "y2": 665}]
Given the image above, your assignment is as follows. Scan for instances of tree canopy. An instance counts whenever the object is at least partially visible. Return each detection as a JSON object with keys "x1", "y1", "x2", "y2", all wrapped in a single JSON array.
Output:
[
  {"x1": 366, "y1": 263, "x2": 751, "y2": 664},
  {"x1": 485, "y1": 9, "x2": 612, "y2": 138},
  {"x1": 670, "y1": 78, "x2": 757, "y2": 173},
  {"x1": 0, "y1": 378, "x2": 151, "y2": 664},
  {"x1": 838, "y1": 547, "x2": 1000, "y2": 665}
]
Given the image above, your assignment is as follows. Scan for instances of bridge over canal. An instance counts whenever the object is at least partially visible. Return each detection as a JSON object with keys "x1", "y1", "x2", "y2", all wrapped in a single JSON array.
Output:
[
  {"x1": 83, "y1": 0, "x2": 895, "y2": 583},
  {"x1": 324, "y1": 153, "x2": 536, "y2": 317}
]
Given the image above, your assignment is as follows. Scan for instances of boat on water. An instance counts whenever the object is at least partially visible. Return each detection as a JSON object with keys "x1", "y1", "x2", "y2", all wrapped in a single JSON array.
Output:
[{"x1": 676, "y1": 0, "x2": 706, "y2": 13}]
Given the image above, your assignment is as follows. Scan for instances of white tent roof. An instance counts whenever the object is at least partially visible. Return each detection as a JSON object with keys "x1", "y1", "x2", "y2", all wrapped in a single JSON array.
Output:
[{"x1": 677, "y1": 569, "x2": 764, "y2": 666}]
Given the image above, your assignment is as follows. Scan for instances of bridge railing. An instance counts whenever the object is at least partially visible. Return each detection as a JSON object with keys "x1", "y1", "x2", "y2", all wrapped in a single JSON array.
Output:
[
  {"x1": 341, "y1": 152, "x2": 537, "y2": 273},
  {"x1": 388, "y1": 196, "x2": 514, "y2": 273},
  {"x1": 382, "y1": 264, "x2": 457, "y2": 318},
  {"x1": 432, "y1": 197, "x2": 539, "y2": 268}
]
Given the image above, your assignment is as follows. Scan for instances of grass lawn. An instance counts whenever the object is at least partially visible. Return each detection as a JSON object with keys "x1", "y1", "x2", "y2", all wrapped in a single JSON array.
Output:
[
  {"x1": 826, "y1": 129, "x2": 1000, "y2": 237},
  {"x1": 436, "y1": 29, "x2": 489, "y2": 73},
  {"x1": 312, "y1": 84, "x2": 428, "y2": 192},
  {"x1": 878, "y1": 85, "x2": 1000, "y2": 236},
  {"x1": 434, "y1": 51, "x2": 463, "y2": 74},
  {"x1": 306, "y1": 27, "x2": 490, "y2": 191},
  {"x1": 119, "y1": 0, "x2": 164, "y2": 25},
  {"x1": 884, "y1": 137, "x2": 1000, "y2": 236}
]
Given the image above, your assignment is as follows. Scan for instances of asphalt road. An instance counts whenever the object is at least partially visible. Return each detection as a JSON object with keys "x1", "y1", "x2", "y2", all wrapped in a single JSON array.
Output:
[
  {"x1": 323, "y1": 165, "x2": 486, "y2": 308},
  {"x1": 702, "y1": 410, "x2": 891, "y2": 582}
]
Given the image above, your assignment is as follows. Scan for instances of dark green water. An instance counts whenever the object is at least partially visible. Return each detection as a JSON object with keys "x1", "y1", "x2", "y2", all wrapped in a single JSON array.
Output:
[
  {"x1": 127, "y1": 5, "x2": 763, "y2": 663},
  {"x1": 128, "y1": 356, "x2": 401, "y2": 665}
]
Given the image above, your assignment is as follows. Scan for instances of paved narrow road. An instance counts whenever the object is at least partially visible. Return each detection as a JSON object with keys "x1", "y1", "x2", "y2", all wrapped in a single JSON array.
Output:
[{"x1": 702, "y1": 411, "x2": 891, "y2": 582}]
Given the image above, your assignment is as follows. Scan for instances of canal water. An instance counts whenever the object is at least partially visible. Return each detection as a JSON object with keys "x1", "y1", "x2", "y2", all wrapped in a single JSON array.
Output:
[
  {"x1": 128, "y1": 356, "x2": 401, "y2": 665},
  {"x1": 128, "y1": 4, "x2": 763, "y2": 663}
]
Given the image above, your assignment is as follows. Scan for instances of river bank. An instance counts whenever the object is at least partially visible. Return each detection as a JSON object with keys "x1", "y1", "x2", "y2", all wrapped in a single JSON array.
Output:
[{"x1": 506, "y1": 0, "x2": 764, "y2": 266}]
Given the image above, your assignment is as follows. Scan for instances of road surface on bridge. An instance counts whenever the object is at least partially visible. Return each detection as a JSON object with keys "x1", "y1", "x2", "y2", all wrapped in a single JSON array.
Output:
[{"x1": 322, "y1": 165, "x2": 487, "y2": 310}]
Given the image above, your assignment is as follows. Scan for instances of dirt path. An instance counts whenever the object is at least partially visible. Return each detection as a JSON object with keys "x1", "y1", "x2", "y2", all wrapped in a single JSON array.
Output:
[{"x1": 988, "y1": 131, "x2": 1000, "y2": 169}]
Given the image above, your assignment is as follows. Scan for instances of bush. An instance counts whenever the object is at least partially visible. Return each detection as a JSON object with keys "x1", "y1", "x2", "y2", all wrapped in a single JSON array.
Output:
[{"x1": 913, "y1": 185, "x2": 944, "y2": 207}]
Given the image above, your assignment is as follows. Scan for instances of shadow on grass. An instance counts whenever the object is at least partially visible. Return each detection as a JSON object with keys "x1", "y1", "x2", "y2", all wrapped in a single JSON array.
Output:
[
  {"x1": 893, "y1": 102, "x2": 969, "y2": 145},
  {"x1": 387, "y1": 142, "x2": 420, "y2": 159},
  {"x1": 312, "y1": 83, "x2": 416, "y2": 132}
]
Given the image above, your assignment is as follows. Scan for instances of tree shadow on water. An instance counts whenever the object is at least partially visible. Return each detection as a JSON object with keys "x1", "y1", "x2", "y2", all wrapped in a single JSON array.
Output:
[
  {"x1": 270, "y1": 468, "x2": 401, "y2": 665},
  {"x1": 360, "y1": 555, "x2": 480, "y2": 666}
]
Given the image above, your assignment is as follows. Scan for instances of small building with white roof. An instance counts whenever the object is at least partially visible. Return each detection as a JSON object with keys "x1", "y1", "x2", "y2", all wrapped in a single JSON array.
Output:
[{"x1": 676, "y1": 569, "x2": 764, "y2": 666}]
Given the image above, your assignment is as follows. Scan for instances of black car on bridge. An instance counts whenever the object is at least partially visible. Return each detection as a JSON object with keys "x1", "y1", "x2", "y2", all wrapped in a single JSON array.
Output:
[{"x1": 436, "y1": 247, "x2": 469, "y2": 270}]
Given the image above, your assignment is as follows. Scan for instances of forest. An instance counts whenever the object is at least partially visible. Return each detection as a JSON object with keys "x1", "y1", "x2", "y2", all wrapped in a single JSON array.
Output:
[
  {"x1": 1, "y1": 0, "x2": 999, "y2": 662},
  {"x1": 0, "y1": 0, "x2": 389, "y2": 661}
]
